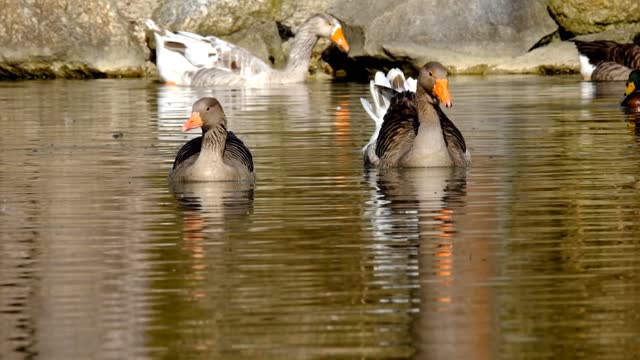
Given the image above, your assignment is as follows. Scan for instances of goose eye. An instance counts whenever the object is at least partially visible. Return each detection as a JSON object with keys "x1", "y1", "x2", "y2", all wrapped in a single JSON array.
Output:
[
  {"x1": 206, "y1": 107, "x2": 210, "y2": 111},
  {"x1": 428, "y1": 71, "x2": 433, "y2": 77}
]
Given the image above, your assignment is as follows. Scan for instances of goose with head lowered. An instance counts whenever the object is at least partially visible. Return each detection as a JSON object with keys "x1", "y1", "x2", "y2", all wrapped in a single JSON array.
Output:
[
  {"x1": 169, "y1": 97, "x2": 254, "y2": 183},
  {"x1": 146, "y1": 13, "x2": 349, "y2": 87},
  {"x1": 573, "y1": 39, "x2": 640, "y2": 81},
  {"x1": 360, "y1": 62, "x2": 471, "y2": 168}
]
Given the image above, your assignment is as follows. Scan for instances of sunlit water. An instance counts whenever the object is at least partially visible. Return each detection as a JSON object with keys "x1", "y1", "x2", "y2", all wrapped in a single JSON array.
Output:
[{"x1": 1, "y1": 77, "x2": 640, "y2": 359}]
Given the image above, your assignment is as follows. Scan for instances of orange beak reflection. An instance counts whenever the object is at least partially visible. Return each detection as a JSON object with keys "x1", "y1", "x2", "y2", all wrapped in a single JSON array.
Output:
[
  {"x1": 330, "y1": 26, "x2": 350, "y2": 53},
  {"x1": 182, "y1": 112, "x2": 203, "y2": 132},
  {"x1": 433, "y1": 79, "x2": 452, "y2": 108}
]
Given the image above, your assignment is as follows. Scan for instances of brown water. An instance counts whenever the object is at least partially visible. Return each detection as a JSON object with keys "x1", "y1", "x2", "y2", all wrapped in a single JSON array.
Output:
[{"x1": 1, "y1": 77, "x2": 640, "y2": 359}]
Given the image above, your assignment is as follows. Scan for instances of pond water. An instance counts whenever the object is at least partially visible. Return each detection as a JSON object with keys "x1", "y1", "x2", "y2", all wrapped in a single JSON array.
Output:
[{"x1": 1, "y1": 76, "x2": 639, "y2": 359}]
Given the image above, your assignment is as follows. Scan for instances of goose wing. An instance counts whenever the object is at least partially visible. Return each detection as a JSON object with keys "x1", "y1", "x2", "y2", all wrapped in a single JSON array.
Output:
[
  {"x1": 147, "y1": 19, "x2": 271, "y2": 83},
  {"x1": 196, "y1": 35, "x2": 272, "y2": 78},
  {"x1": 436, "y1": 107, "x2": 471, "y2": 166},
  {"x1": 574, "y1": 40, "x2": 640, "y2": 69},
  {"x1": 189, "y1": 67, "x2": 258, "y2": 87},
  {"x1": 375, "y1": 90, "x2": 419, "y2": 166},
  {"x1": 224, "y1": 132, "x2": 254, "y2": 173},
  {"x1": 172, "y1": 136, "x2": 202, "y2": 170},
  {"x1": 591, "y1": 61, "x2": 632, "y2": 81}
]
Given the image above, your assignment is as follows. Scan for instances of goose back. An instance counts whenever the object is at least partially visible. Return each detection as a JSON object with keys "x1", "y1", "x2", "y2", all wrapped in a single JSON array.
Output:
[
  {"x1": 172, "y1": 136, "x2": 202, "y2": 170},
  {"x1": 374, "y1": 89, "x2": 469, "y2": 167},
  {"x1": 574, "y1": 40, "x2": 640, "y2": 80},
  {"x1": 591, "y1": 62, "x2": 632, "y2": 81},
  {"x1": 224, "y1": 131, "x2": 254, "y2": 173},
  {"x1": 375, "y1": 90, "x2": 419, "y2": 166},
  {"x1": 574, "y1": 41, "x2": 640, "y2": 68}
]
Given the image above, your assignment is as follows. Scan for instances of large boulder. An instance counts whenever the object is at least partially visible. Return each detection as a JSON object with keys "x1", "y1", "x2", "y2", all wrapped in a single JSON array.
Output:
[
  {"x1": 328, "y1": 0, "x2": 571, "y2": 76},
  {"x1": 548, "y1": 0, "x2": 640, "y2": 36},
  {"x1": 0, "y1": 0, "x2": 148, "y2": 79}
]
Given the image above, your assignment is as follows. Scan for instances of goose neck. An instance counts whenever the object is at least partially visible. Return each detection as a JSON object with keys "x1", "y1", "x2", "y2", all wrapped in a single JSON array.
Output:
[
  {"x1": 283, "y1": 24, "x2": 319, "y2": 75},
  {"x1": 415, "y1": 87, "x2": 440, "y2": 125},
  {"x1": 201, "y1": 123, "x2": 227, "y2": 156}
]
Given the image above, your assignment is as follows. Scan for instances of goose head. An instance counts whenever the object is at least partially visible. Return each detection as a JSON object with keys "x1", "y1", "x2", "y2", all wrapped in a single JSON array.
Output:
[
  {"x1": 182, "y1": 97, "x2": 226, "y2": 133},
  {"x1": 307, "y1": 13, "x2": 350, "y2": 53},
  {"x1": 417, "y1": 62, "x2": 452, "y2": 108},
  {"x1": 625, "y1": 70, "x2": 640, "y2": 96}
]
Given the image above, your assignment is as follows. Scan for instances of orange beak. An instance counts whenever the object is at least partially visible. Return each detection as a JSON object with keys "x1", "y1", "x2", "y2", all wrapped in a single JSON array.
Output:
[
  {"x1": 182, "y1": 112, "x2": 203, "y2": 132},
  {"x1": 433, "y1": 79, "x2": 452, "y2": 108},
  {"x1": 330, "y1": 26, "x2": 349, "y2": 53}
]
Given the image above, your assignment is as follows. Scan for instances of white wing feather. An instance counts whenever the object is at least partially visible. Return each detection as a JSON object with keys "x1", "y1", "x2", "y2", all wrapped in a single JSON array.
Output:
[
  {"x1": 146, "y1": 19, "x2": 271, "y2": 85},
  {"x1": 360, "y1": 68, "x2": 417, "y2": 152}
]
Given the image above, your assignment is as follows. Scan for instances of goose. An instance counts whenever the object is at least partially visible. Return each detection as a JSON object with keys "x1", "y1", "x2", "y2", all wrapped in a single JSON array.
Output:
[
  {"x1": 573, "y1": 40, "x2": 640, "y2": 81},
  {"x1": 622, "y1": 70, "x2": 640, "y2": 111},
  {"x1": 360, "y1": 62, "x2": 471, "y2": 168},
  {"x1": 169, "y1": 97, "x2": 254, "y2": 183},
  {"x1": 146, "y1": 13, "x2": 349, "y2": 87}
]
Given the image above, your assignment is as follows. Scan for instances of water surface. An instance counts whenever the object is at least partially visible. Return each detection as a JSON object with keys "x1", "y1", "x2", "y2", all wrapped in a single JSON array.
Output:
[{"x1": 1, "y1": 77, "x2": 640, "y2": 359}]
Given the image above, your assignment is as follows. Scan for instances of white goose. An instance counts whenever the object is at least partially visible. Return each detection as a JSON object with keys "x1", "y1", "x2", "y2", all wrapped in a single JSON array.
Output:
[
  {"x1": 360, "y1": 63, "x2": 471, "y2": 168},
  {"x1": 146, "y1": 13, "x2": 349, "y2": 87}
]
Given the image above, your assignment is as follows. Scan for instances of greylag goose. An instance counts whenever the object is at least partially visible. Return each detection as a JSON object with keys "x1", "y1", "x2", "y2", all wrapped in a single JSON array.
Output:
[
  {"x1": 360, "y1": 62, "x2": 471, "y2": 168},
  {"x1": 169, "y1": 97, "x2": 255, "y2": 183},
  {"x1": 573, "y1": 40, "x2": 640, "y2": 81},
  {"x1": 146, "y1": 13, "x2": 349, "y2": 87},
  {"x1": 622, "y1": 70, "x2": 640, "y2": 111}
]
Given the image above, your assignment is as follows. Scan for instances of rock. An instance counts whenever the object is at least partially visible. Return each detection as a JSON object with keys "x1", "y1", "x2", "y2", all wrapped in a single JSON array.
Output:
[
  {"x1": 0, "y1": 0, "x2": 146, "y2": 79},
  {"x1": 224, "y1": 22, "x2": 286, "y2": 67},
  {"x1": 0, "y1": 0, "x2": 589, "y2": 79},
  {"x1": 114, "y1": 0, "x2": 162, "y2": 64},
  {"x1": 152, "y1": 0, "x2": 286, "y2": 36},
  {"x1": 548, "y1": 0, "x2": 640, "y2": 36},
  {"x1": 327, "y1": 0, "x2": 564, "y2": 77},
  {"x1": 572, "y1": 27, "x2": 640, "y2": 45}
]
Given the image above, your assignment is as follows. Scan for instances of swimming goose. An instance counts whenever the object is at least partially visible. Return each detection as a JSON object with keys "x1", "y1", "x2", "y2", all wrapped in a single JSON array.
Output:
[
  {"x1": 622, "y1": 70, "x2": 640, "y2": 111},
  {"x1": 169, "y1": 97, "x2": 255, "y2": 183},
  {"x1": 360, "y1": 62, "x2": 471, "y2": 168},
  {"x1": 146, "y1": 13, "x2": 349, "y2": 87},
  {"x1": 573, "y1": 40, "x2": 640, "y2": 81}
]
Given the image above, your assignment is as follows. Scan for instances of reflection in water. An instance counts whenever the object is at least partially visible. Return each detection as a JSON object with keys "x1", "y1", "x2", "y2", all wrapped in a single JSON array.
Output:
[
  {"x1": 0, "y1": 80, "x2": 158, "y2": 359},
  {"x1": 156, "y1": 83, "x2": 314, "y2": 143},
  {"x1": 365, "y1": 167, "x2": 494, "y2": 359},
  {"x1": 2, "y1": 77, "x2": 640, "y2": 359},
  {"x1": 170, "y1": 181, "x2": 255, "y2": 242},
  {"x1": 579, "y1": 80, "x2": 627, "y2": 102},
  {"x1": 152, "y1": 182, "x2": 255, "y2": 357}
]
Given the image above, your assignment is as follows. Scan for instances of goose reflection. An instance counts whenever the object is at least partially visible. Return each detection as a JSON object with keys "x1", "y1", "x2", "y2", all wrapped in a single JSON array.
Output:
[
  {"x1": 170, "y1": 181, "x2": 254, "y2": 298},
  {"x1": 365, "y1": 167, "x2": 467, "y2": 245},
  {"x1": 366, "y1": 167, "x2": 494, "y2": 359},
  {"x1": 170, "y1": 181, "x2": 255, "y2": 238},
  {"x1": 579, "y1": 81, "x2": 627, "y2": 102}
]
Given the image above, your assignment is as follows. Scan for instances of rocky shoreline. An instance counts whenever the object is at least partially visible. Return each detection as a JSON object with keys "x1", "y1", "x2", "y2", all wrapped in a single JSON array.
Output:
[{"x1": 0, "y1": 0, "x2": 638, "y2": 80}]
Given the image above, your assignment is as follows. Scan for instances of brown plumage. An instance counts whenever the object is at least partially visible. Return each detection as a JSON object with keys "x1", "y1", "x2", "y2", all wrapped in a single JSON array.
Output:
[
  {"x1": 363, "y1": 62, "x2": 471, "y2": 168},
  {"x1": 169, "y1": 97, "x2": 254, "y2": 183},
  {"x1": 573, "y1": 40, "x2": 640, "y2": 81}
]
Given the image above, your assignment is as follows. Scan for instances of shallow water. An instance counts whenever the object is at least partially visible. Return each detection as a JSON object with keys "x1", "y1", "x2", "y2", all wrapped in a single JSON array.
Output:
[{"x1": 1, "y1": 76, "x2": 640, "y2": 359}]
